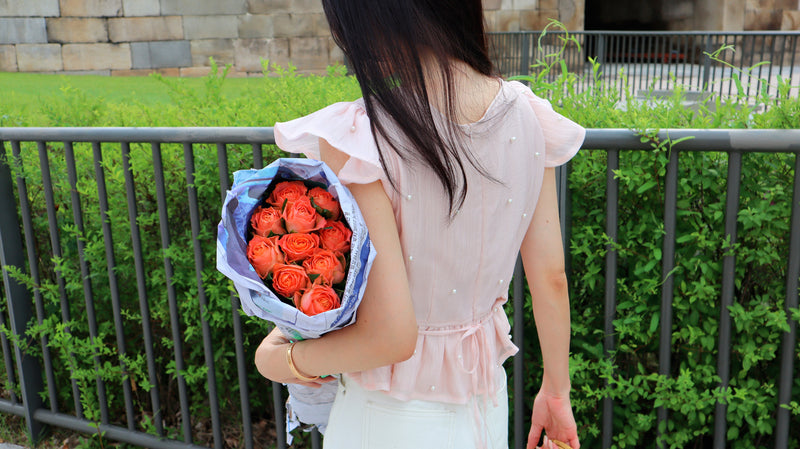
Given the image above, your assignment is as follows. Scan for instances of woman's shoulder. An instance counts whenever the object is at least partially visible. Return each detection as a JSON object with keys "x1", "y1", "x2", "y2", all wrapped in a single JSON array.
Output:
[
  {"x1": 274, "y1": 100, "x2": 388, "y2": 185},
  {"x1": 500, "y1": 79, "x2": 586, "y2": 168}
]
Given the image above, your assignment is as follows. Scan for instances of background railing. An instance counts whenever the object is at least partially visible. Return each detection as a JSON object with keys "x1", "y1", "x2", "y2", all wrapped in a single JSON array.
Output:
[
  {"x1": 488, "y1": 31, "x2": 800, "y2": 100},
  {"x1": 1, "y1": 128, "x2": 798, "y2": 449}
]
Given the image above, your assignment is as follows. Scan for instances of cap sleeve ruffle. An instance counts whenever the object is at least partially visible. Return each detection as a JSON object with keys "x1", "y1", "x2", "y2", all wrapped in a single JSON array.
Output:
[
  {"x1": 274, "y1": 101, "x2": 385, "y2": 185},
  {"x1": 508, "y1": 81, "x2": 585, "y2": 167}
]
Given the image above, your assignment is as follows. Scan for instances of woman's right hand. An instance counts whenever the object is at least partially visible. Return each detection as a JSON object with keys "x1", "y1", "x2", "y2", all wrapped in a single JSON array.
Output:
[{"x1": 527, "y1": 389, "x2": 579, "y2": 449}]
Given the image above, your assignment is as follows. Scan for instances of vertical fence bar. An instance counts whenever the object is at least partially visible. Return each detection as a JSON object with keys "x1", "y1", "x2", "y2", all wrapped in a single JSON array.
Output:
[
  {"x1": 659, "y1": 35, "x2": 668, "y2": 90},
  {"x1": 217, "y1": 142, "x2": 263, "y2": 449},
  {"x1": 311, "y1": 429, "x2": 322, "y2": 449},
  {"x1": 520, "y1": 33, "x2": 531, "y2": 77},
  {"x1": 120, "y1": 142, "x2": 163, "y2": 436},
  {"x1": 0, "y1": 282, "x2": 18, "y2": 405},
  {"x1": 92, "y1": 141, "x2": 135, "y2": 428},
  {"x1": 646, "y1": 34, "x2": 655, "y2": 93},
  {"x1": 16, "y1": 140, "x2": 59, "y2": 413},
  {"x1": 602, "y1": 149, "x2": 619, "y2": 449},
  {"x1": 774, "y1": 153, "x2": 800, "y2": 449},
  {"x1": 788, "y1": 36, "x2": 798, "y2": 99},
  {"x1": 151, "y1": 142, "x2": 193, "y2": 443},
  {"x1": 596, "y1": 33, "x2": 606, "y2": 87},
  {"x1": 764, "y1": 35, "x2": 776, "y2": 98},
  {"x1": 0, "y1": 142, "x2": 45, "y2": 441},
  {"x1": 688, "y1": 35, "x2": 697, "y2": 90},
  {"x1": 713, "y1": 151, "x2": 743, "y2": 449},
  {"x1": 273, "y1": 385, "x2": 287, "y2": 449},
  {"x1": 657, "y1": 148, "x2": 680, "y2": 449},
  {"x1": 702, "y1": 34, "x2": 712, "y2": 91},
  {"x1": 0, "y1": 142, "x2": 19, "y2": 407},
  {"x1": 43, "y1": 140, "x2": 110, "y2": 422},
  {"x1": 62, "y1": 143, "x2": 89, "y2": 419},
  {"x1": 182, "y1": 143, "x2": 223, "y2": 449},
  {"x1": 513, "y1": 256, "x2": 525, "y2": 449},
  {"x1": 81, "y1": 142, "x2": 110, "y2": 425},
  {"x1": 32, "y1": 141, "x2": 89, "y2": 413},
  {"x1": 252, "y1": 143, "x2": 264, "y2": 169}
]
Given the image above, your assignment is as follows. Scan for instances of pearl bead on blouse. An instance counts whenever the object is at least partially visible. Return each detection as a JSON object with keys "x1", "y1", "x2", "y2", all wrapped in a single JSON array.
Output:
[{"x1": 350, "y1": 126, "x2": 356, "y2": 132}]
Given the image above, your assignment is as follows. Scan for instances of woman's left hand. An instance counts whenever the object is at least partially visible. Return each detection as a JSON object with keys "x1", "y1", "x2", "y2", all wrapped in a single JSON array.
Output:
[{"x1": 254, "y1": 327, "x2": 334, "y2": 388}]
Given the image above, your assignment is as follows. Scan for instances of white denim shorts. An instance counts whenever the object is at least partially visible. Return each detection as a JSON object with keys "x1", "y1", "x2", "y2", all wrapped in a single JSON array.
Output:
[{"x1": 322, "y1": 368, "x2": 509, "y2": 449}]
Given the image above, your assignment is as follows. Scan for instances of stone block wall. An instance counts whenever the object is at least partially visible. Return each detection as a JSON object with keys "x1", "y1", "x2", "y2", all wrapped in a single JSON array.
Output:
[
  {"x1": 1, "y1": 0, "x2": 586, "y2": 76},
  {"x1": 483, "y1": 0, "x2": 585, "y2": 33},
  {"x1": 744, "y1": 0, "x2": 800, "y2": 30},
  {"x1": 0, "y1": 0, "x2": 334, "y2": 76},
  {"x1": 666, "y1": 0, "x2": 800, "y2": 31}
]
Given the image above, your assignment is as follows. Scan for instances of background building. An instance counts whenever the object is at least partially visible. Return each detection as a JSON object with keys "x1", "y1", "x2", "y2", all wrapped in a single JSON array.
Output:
[{"x1": 0, "y1": 0, "x2": 798, "y2": 76}]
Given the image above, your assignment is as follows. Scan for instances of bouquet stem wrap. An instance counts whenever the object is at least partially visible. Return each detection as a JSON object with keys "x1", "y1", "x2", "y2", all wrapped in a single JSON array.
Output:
[{"x1": 217, "y1": 158, "x2": 376, "y2": 440}]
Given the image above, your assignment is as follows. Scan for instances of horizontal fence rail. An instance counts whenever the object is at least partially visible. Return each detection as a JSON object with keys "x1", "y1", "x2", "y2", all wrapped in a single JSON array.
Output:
[
  {"x1": 0, "y1": 128, "x2": 798, "y2": 449},
  {"x1": 489, "y1": 31, "x2": 800, "y2": 100}
]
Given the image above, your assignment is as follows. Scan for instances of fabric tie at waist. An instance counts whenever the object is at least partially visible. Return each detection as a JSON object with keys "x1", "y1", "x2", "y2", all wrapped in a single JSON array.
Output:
[{"x1": 418, "y1": 302, "x2": 508, "y2": 449}]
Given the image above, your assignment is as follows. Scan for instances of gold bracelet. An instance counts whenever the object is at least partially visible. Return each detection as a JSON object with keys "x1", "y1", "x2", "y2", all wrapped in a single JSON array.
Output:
[{"x1": 286, "y1": 342, "x2": 320, "y2": 382}]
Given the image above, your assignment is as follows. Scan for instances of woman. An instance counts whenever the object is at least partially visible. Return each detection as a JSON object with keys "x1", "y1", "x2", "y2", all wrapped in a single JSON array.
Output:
[{"x1": 254, "y1": 1, "x2": 583, "y2": 448}]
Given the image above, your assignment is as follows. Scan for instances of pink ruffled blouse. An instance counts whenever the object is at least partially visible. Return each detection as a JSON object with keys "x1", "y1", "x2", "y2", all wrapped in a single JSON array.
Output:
[{"x1": 274, "y1": 79, "x2": 585, "y2": 405}]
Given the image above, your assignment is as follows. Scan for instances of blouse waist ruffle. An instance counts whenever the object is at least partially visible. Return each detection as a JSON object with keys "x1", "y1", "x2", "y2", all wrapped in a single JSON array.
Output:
[{"x1": 347, "y1": 297, "x2": 519, "y2": 404}]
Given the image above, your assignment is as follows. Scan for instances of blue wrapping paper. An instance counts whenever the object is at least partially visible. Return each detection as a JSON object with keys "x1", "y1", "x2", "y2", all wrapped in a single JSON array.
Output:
[{"x1": 216, "y1": 158, "x2": 377, "y2": 438}]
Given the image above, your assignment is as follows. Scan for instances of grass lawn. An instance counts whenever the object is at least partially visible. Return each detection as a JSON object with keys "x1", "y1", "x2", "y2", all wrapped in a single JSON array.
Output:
[
  {"x1": 2, "y1": 72, "x2": 265, "y2": 106},
  {"x1": 1, "y1": 65, "x2": 360, "y2": 127}
]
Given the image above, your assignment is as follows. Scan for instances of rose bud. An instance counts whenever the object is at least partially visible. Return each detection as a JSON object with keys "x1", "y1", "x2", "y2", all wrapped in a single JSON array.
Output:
[
  {"x1": 294, "y1": 283, "x2": 341, "y2": 316},
  {"x1": 250, "y1": 206, "x2": 286, "y2": 237},
  {"x1": 308, "y1": 187, "x2": 340, "y2": 220},
  {"x1": 246, "y1": 235, "x2": 284, "y2": 279},
  {"x1": 271, "y1": 263, "x2": 310, "y2": 298},
  {"x1": 302, "y1": 249, "x2": 346, "y2": 285},
  {"x1": 318, "y1": 220, "x2": 352, "y2": 253},
  {"x1": 279, "y1": 232, "x2": 320, "y2": 263},
  {"x1": 268, "y1": 180, "x2": 308, "y2": 210},
  {"x1": 283, "y1": 195, "x2": 326, "y2": 234}
]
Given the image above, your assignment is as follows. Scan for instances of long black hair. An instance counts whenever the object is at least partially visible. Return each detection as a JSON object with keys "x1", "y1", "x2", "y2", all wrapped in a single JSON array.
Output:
[{"x1": 321, "y1": 0, "x2": 497, "y2": 216}]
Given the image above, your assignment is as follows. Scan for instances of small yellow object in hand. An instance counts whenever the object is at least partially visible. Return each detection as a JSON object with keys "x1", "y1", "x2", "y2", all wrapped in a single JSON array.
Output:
[{"x1": 551, "y1": 440, "x2": 572, "y2": 449}]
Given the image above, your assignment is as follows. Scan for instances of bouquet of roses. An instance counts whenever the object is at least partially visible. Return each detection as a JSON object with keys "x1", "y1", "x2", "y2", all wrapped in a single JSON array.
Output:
[
  {"x1": 217, "y1": 158, "x2": 376, "y2": 438},
  {"x1": 247, "y1": 179, "x2": 353, "y2": 316}
]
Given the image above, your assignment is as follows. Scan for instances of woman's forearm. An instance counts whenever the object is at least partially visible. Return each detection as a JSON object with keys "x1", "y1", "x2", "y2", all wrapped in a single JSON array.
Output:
[
  {"x1": 520, "y1": 168, "x2": 572, "y2": 396},
  {"x1": 530, "y1": 273, "x2": 571, "y2": 395}
]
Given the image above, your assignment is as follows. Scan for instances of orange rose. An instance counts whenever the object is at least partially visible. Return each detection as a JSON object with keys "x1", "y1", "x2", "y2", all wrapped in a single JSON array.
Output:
[
  {"x1": 294, "y1": 284, "x2": 341, "y2": 316},
  {"x1": 302, "y1": 249, "x2": 346, "y2": 285},
  {"x1": 247, "y1": 235, "x2": 284, "y2": 279},
  {"x1": 308, "y1": 187, "x2": 341, "y2": 220},
  {"x1": 268, "y1": 180, "x2": 308, "y2": 209},
  {"x1": 279, "y1": 232, "x2": 320, "y2": 263},
  {"x1": 250, "y1": 206, "x2": 286, "y2": 237},
  {"x1": 283, "y1": 195, "x2": 325, "y2": 234},
  {"x1": 318, "y1": 220, "x2": 352, "y2": 253},
  {"x1": 271, "y1": 263, "x2": 310, "y2": 298}
]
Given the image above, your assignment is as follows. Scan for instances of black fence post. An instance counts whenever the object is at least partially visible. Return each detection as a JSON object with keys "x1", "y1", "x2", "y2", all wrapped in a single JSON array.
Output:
[
  {"x1": 701, "y1": 34, "x2": 712, "y2": 91},
  {"x1": 0, "y1": 143, "x2": 46, "y2": 442}
]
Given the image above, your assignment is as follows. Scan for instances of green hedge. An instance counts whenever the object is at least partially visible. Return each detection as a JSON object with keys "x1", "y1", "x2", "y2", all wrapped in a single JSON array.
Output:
[{"x1": 1, "y1": 50, "x2": 799, "y2": 449}]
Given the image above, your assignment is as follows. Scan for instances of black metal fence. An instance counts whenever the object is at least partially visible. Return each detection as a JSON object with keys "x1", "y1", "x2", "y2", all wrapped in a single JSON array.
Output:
[
  {"x1": 489, "y1": 31, "x2": 800, "y2": 100},
  {"x1": 1, "y1": 128, "x2": 798, "y2": 449}
]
